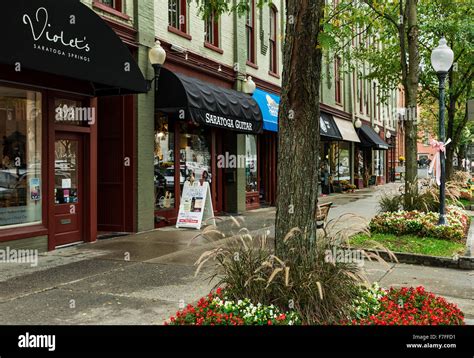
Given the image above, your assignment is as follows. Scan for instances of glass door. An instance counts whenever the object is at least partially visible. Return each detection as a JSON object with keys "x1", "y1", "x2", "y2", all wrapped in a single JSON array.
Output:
[{"x1": 54, "y1": 133, "x2": 84, "y2": 247}]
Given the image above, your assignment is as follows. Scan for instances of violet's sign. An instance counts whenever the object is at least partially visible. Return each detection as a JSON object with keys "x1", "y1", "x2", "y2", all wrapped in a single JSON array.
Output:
[
  {"x1": 22, "y1": 7, "x2": 91, "y2": 63},
  {"x1": 0, "y1": 0, "x2": 147, "y2": 94}
]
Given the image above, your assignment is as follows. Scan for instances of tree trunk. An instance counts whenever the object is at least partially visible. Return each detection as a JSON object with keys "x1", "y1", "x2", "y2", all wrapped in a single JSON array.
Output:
[
  {"x1": 457, "y1": 145, "x2": 467, "y2": 171},
  {"x1": 275, "y1": 0, "x2": 324, "y2": 246},
  {"x1": 446, "y1": 144, "x2": 455, "y2": 178},
  {"x1": 403, "y1": 0, "x2": 419, "y2": 201}
]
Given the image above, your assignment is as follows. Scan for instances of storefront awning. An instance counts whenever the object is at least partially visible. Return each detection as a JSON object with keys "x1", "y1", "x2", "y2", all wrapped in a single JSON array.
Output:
[
  {"x1": 0, "y1": 0, "x2": 147, "y2": 96},
  {"x1": 156, "y1": 68, "x2": 263, "y2": 134},
  {"x1": 358, "y1": 124, "x2": 389, "y2": 150},
  {"x1": 320, "y1": 112, "x2": 343, "y2": 140},
  {"x1": 252, "y1": 88, "x2": 279, "y2": 132},
  {"x1": 333, "y1": 117, "x2": 361, "y2": 143}
]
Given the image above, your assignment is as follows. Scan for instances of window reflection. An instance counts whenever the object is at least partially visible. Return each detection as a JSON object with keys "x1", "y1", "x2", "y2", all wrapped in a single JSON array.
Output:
[
  {"x1": 54, "y1": 140, "x2": 79, "y2": 204},
  {"x1": 179, "y1": 122, "x2": 212, "y2": 189},
  {"x1": 0, "y1": 87, "x2": 42, "y2": 228},
  {"x1": 245, "y1": 135, "x2": 258, "y2": 193},
  {"x1": 155, "y1": 116, "x2": 175, "y2": 210}
]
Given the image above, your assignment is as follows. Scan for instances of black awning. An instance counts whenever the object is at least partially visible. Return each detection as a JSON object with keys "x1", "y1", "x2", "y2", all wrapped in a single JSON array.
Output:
[
  {"x1": 358, "y1": 124, "x2": 389, "y2": 150},
  {"x1": 0, "y1": 0, "x2": 147, "y2": 96},
  {"x1": 320, "y1": 112, "x2": 343, "y2": 140},
  {"x1": 156, "y1": 68, "x2": 263, "y2": 134}
]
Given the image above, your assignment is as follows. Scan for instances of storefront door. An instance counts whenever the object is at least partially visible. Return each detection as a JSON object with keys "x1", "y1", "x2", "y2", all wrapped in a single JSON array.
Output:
[{"x1": 54, "y1": 133, "x2": 84, "y2": 247}]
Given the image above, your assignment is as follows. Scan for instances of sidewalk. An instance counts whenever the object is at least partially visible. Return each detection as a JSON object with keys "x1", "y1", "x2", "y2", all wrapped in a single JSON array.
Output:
[{"x1": 0, "y1": 183, "x2": 472, "y2": 325}]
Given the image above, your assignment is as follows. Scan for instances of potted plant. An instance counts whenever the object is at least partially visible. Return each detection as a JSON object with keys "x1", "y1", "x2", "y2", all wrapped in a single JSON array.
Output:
[
  {"x1": 340, "y1": 180, "x2": 349, "y2": 192},
  {"x1": 347, "y1": 184, "x2": 357, "y2": 193}
]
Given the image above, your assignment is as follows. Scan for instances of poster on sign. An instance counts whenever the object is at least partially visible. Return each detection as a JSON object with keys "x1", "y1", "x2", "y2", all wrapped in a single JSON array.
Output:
[{"x1": 176, "y1": 181, "x2": 215, "y2": 229}]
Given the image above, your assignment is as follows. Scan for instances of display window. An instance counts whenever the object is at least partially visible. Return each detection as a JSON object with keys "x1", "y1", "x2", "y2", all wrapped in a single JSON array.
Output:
[
  {"x1": 337, "y1": 142, "x2": 351, "y2": 181},
  {"x1": 0, "y1": 86, "x2": 42, "y2": 228},
  {"x1": 374, "y1": 150, "x2": 385, "y2": 177},
  {"x1": 320, "y1": 141, "x2": 351, "y2": 182},
  {"x1": 245, "y1": 134, "x2": 258, "y2": 193},
  {"x1": 178, "y1": 122, "x2": 212, "y2": 188},
  {"x1": 154, "y1": 116, "x2": 176, "y2": 210}
]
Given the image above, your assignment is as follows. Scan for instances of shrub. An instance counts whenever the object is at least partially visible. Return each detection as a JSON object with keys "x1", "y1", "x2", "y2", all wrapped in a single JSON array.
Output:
[
  {"x1": 378, "y1": 193, "x2": 401, "y2": 213},
  {"x1": 193, "y1": 222, "x2": 375, "y2": 325},
  {"x1": 460, "y1": 189, "x2": 472, "y2": 201},
  {"x1": 166, "y1": 288, "x2": 301, "y2": 325},
  {"x1": 451, "y1": 170, "x2": 470, "y2": 189},
  {"x1": 393, "y1": 180, "x2": 465, "y2": 213},
  {"x1": 402, "y1": 182, "x2": 440, "y2": 212},
  {"x1": 348, "y1": 286, "x2": 465, "y2": 325},
  {"x1": 369, "y1": 206, "x2": 469, "y2": 242}
]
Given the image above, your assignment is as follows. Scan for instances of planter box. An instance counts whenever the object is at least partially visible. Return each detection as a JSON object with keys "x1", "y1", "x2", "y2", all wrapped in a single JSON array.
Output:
[{"x1": 354, "y1": 178, "x2": 364, "y2": 189}]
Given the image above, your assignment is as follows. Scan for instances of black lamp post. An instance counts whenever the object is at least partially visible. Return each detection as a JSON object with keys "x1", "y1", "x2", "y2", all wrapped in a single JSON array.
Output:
[
  {"x1": 147, "y1": 40, "x2": 167, "y2": 92},
  {"x1": 431, "y1": 37, "x2": 454, "y2": 225}
]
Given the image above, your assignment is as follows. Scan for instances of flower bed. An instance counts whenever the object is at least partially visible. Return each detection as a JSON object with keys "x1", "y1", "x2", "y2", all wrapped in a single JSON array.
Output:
[
  {"x1": 166, "y1": 288, "x2": 300, "y2": 326},
  {"x1": 369, "y1": 205, "x2": 469, "y2": 242},
  {"x1": 167, "y1": 286, "x2": 464, "y2": 326},
  {"x1": 347, "y1": 286, "x2": 465, "y2": 325}
]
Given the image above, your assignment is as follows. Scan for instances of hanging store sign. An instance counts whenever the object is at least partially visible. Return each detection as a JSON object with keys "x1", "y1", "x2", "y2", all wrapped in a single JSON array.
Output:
[
  {"x1": 201, "y1": 112, "x2": 255, "y2": 132},
  {"x1": 0, "y1": 0, "x2": 147, "y2": 95}
]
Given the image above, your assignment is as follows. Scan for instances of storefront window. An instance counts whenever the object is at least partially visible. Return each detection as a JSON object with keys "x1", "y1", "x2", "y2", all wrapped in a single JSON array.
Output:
[
  {"x1": 245, "y1": 135, "x2": 258, "y2": 193},
  {"x1": 154, "y1": 116, "x2": 175, "y2": 210},
  {"x1": 179, "y1": 122, "x2": 212, "y2": 189},
  {"x1": 337, "y1": 142, "x2": 351, "y2": 181},
  {"x1": 374, "y1": 150, "x2": 385, "y2": 176},
  {"x1": 0, "y1": 87, "x2": 42, "y2": 228},
  {"x1": 321, "y1": 141, "x2": 351, "y2": 182}
]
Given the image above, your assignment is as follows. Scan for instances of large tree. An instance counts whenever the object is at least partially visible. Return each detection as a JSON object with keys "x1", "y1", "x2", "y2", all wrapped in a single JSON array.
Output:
[
  {"x1": 329, "y1": 0, "x2": 420, "y2": 201},
  {"x1": 417, "y1": 0, "x2": 474, "y2": 179},
  {"x1": 198, "y1": 0, "x2": 326, "y2": 244},
  {"x1": 274, "y1": 0, "x2": 325, "y2": 244}
]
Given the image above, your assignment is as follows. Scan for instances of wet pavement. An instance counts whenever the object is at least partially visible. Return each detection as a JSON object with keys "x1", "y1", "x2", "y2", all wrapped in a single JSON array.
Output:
[{"x1": 0, "y1": 184, "x2": 472, "y2": 325}]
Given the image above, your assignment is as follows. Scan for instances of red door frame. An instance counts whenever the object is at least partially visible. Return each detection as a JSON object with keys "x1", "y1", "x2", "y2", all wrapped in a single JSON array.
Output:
[
  {"x1": 52, "y1": 131, "x2": 84, "y2": 246},
  {"x1": 47, "y1": 94, "x2": 97, "y2": 250}
]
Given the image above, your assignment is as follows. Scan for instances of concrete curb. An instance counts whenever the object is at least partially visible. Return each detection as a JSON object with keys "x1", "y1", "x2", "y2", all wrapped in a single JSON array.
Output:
[
  {"x1": 464, "y1": 218, "x2": 474, "y2": 257},
  {"x1": 354, "y1": 248, "x2": 474, "y2": 270}
]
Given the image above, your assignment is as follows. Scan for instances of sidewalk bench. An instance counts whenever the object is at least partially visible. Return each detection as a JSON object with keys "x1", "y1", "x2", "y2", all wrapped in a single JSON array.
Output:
[{"x1": 316, "y1": 202, "x2": 332, "y2": 229}]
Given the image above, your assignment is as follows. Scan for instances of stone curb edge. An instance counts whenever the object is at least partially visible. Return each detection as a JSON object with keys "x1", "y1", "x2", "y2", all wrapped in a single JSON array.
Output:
[{"x1": 352, "y1": 248, "x2": 474, "y2": 270}]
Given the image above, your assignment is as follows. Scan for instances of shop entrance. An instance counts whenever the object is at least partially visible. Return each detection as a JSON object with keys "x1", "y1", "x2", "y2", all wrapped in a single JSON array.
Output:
[{"x1": 53, "y1": 132, "x2": 84, "y2": 247}]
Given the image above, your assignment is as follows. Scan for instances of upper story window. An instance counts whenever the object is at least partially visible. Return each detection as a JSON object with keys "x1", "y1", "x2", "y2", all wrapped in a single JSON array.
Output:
[
  {"x1": 204, "y1": 11, "x2": 219, "y2": 48},
  {"x1": 373, "y1": 83, "x2": 378, "y2": 120},
  {"x1": 358, "y1": 77, "x2": 364, "y2": 114},
  {"x1": 246, "y1": 0, "x2": 256, "y2": 64},
  {"x1": 334, "y1": 56, "x2": 342, "y2": 104},
  {"x1": 99, "y1": 0, "x2": 122, "y2": 11},
  {"x1": 269, "y1": 6, "x2": 278, "y2": 74},
  {"x1": 169, "y1": 0, "x2": 187, "y2": 34}
]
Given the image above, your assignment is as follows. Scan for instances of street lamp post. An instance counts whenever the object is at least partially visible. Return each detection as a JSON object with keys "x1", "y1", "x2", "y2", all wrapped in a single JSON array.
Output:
[
  {"x1": 147, "y1": 40, "x2": 167, "y2": 92},
  {"x1": 431, "y1": 37, "x2": 454, "y2": 225},
  {"x1": 243, "y1": 76, "x2": 256, "y2": 95}
]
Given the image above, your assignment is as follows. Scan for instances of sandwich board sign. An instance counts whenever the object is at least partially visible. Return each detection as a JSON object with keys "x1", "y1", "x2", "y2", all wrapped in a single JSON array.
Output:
[{"x1": 176, "y1": 181, "x2": 215, "y2": 229}]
